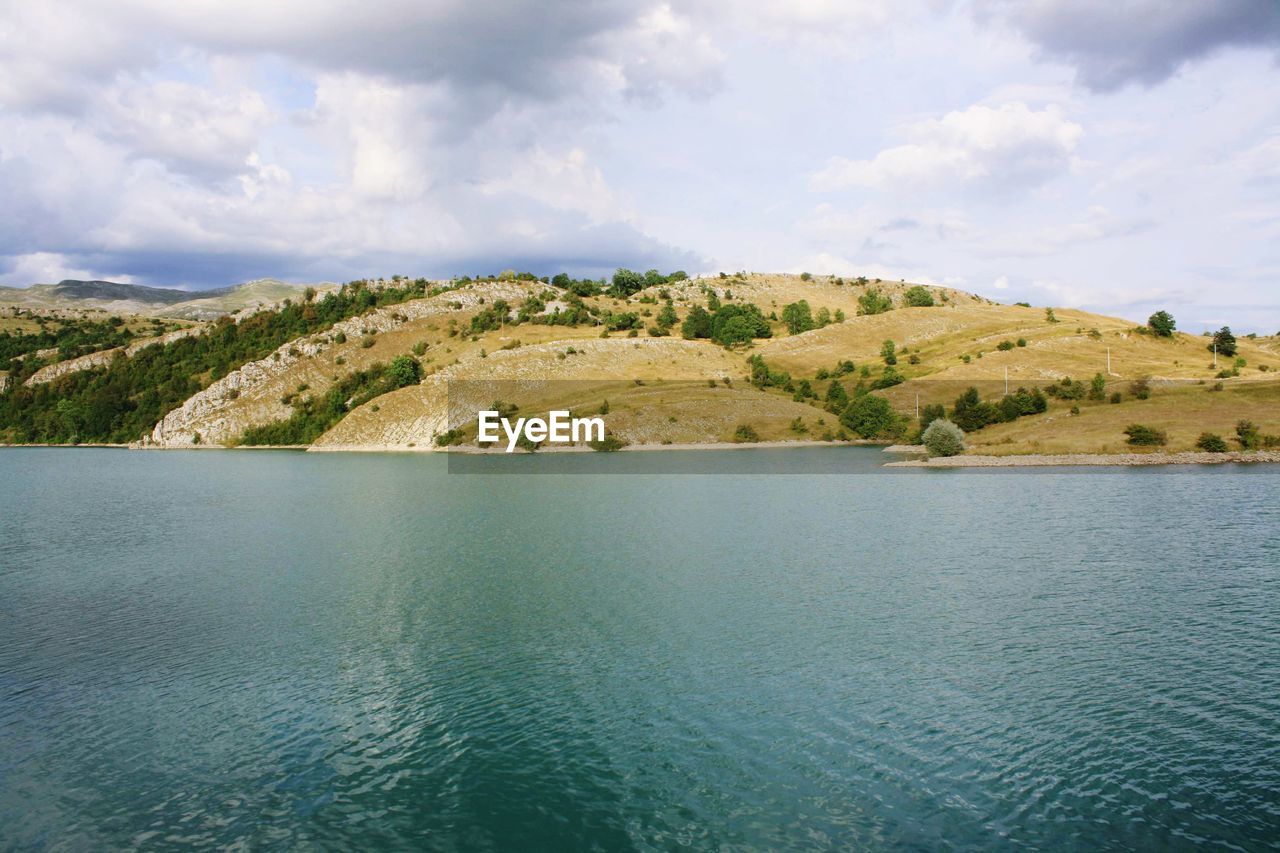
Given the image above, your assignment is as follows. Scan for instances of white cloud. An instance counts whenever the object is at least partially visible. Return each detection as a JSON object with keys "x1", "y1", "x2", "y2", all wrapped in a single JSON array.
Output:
[
  {"x1": 810, "y1": 102, "x2": 1082, "y2": 193},
  {"x1": 0, "y1": 252, "x2": 132, "y2": 285}
]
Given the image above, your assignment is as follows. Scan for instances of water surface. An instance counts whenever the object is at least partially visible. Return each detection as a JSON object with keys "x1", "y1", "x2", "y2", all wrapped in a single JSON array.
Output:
[{"x1": 2, "y1": 448, "x2": 1278, "y2": 849}]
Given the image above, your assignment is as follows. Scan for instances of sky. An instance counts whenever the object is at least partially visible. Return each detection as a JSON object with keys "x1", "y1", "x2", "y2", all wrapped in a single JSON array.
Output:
[{"x1": 1, "y1": 0, "x2": 1278, "y2": 332}]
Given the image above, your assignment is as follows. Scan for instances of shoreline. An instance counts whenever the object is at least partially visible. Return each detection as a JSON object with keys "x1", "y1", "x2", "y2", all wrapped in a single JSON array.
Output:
[
  {"x1": 886, "y1": 450, "x2": 1280, "y2": 467},
  {"x1": 6, "y1": 443, "x2": 1279, "y2": 467}
]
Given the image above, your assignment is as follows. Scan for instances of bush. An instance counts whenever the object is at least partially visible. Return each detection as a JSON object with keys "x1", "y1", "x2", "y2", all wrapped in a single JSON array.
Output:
[
  {"x1": 1124, "y1": 424, "x2": 1167, "y2": 446},
  {"x1": 1196, "y1": 433, "x2": 1229, "y2": 453},
  {"x1": 732, "y1": 423, "x2": 759, "y2": 443},
  {"x1": 589, "y1": 434, "x2": 628, "y2": 452},
  {"x1": 997, "y1": 340, "x2": 1015, "y2": 351},
  {"x1": 922, "y1": 419, "x2": 965, "y2": 457},
  {"x1": 1016, "y1": 338, "x2": 1027, "y2": 347},
  {"x1": 903, "y1": 285, "x2": 934, "y2": 307},
  {"x1": 1236, "y1": 420, "x2": 1262, "y2": 450},
  {"x1": 857, "y1": 287, "x2": 893, "y2": 316}
]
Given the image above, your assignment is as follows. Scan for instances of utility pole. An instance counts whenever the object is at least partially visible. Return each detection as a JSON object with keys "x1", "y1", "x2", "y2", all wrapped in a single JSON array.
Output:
[
  {"x1": 1214, "y1": 341, "x2": 1218, "y2": 369},
  {"x1": 1004, "y1": 366, "x2": 1009, "y2": 396},
  {"x1": 915, "y1": 392, "x2": 919, "y2": 420}
]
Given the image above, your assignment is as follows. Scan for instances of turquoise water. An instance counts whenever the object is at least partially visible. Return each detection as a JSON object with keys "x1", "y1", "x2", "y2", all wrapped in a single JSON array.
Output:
[{"x1": 2, "y1": 448, "x2": 1278, "y2": 850}]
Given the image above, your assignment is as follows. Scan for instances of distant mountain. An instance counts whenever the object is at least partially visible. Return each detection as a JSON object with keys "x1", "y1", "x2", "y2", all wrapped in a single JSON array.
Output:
[{"x1": 0, "y1": 278, "x2": 338, "y2": 319}]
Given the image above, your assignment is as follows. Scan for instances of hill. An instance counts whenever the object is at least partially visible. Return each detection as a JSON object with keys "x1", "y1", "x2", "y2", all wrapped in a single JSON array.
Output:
[
  {"x1": 0, "y1": 278, "x2": 339, "y2": 320},
  {"x1": 3, "y1": 272, "x2": 1277, "y2": 458}
]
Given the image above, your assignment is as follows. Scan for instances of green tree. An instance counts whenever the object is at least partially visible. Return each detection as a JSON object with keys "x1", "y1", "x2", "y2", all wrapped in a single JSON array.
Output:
[
  {"x1": 1088, "y1": 372, "x2": 1106, "y2": 401},
  {"x1": 1148, "y1": 310, "x2": 1176, "y2": 337},
  {"x1": 610, "y1": 268, "x2": 645, "y2": 296},
  {"x1": 1209, "y1": 326, "x2": 1237, "y2": 357},
  {"x1": 656, "y1": 302, "x2": 678, "y2": 332},
  {"x1": 880, "y1": 339, "x2": 897, "y2": 365},
  {"x1": 857, "y1": 287, "x2": 893, "y2": 316},
  {"x1": 840, "y1": 394, "x2": 902, "y2": 439},
  {"x1": 681, "y1": 305, "x2": 712, "y2": 339},
  {"x1": 780, "y1": 300, "x2": 815, "y2": 334}
]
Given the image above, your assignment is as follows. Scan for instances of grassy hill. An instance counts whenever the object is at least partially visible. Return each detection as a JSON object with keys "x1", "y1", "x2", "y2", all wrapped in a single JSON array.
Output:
[{"x1": 3, "y1": 272, "x2": 1277, "y2": 457}]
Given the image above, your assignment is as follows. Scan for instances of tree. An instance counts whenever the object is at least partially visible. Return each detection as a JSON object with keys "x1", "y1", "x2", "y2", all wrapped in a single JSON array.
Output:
[
  {"x1": 919, "y1": 403, "x2": 946, "y2": 432},
  {"x1": 732, "y1": 423, "x2": 759, "y2": 442},
  {"x1": 903, "y1": 285, "x2": 934, "y2": 307},
  {"x1": 857, "y1": 287, "x2": 893, "y2": 316},
  {"x1": 1209, "y1": 327, "x2": 1237, "y2": 357},
  {"x1": 681, "y1": 305, "x2": 712, "y2": 339},
  {"x1": 780, "y1": 300, "x2": 815, "y2": 334},
  {"x1": 655, "y1": 303, "x2": 678, "y2": 333},
  {"x1": 1148, "y1": 310, "x2": 1176, "y2": 337},
  {"x1": 880, "y1": 339, "x2": 897, "y2": 365},
  {"x1": 610, "y1": 268, "x2": 645, "y2": 296},
  {"x1": 1088, "y1": 372, "x2": 1106, "y2": 401},
  {"x1": 922, "y1": 419, "x2": 965, "y2": 456},
  {"x1": 840, "y1": 394, "x2": 902, "y2": 439}
]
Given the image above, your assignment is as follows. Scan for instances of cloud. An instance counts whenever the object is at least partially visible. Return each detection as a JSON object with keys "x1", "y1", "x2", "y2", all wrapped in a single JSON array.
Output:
[
  {"x1": 975, "y1": 0, "x2": 1280, "y2": 91},
  {"x1": 810, "y1": 102, "x2": 1081, "y2": 194},
  {"x1": 0, "y1": 0, "x2": 724, "y2": 287}
]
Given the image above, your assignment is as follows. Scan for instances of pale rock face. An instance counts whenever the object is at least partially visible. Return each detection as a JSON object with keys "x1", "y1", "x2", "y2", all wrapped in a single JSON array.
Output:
[
  {"x1": 24, "y1": 327, "x2": 203, "y2": 386},
  {"x1": 148, "y1": 281, "x2": 536, "y2": 446}
]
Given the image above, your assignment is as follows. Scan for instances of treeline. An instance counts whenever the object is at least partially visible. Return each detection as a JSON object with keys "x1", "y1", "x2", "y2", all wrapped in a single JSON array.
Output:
[
  {"x1": 0, "y1": 278, "x2": 448, "y2": 444},
  {"x1": 547, "y1": 268, "x2": 689, "y2": 298},
  {"x1": 0, "y1": 315, "x2": 155, "y2": 373},
  {"x1": 237, "y1": 356, "x2": 422, "y2": 446}
]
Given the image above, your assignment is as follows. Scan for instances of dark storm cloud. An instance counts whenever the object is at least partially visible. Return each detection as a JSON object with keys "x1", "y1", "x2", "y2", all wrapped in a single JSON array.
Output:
[{"x1": 977, "y1": 0, "x2": 1280, "y2": 90}]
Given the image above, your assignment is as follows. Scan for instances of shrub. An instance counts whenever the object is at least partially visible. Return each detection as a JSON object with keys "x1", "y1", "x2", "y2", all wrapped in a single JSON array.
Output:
[
  {"x1": 800, "y1": 272, "x2": 812, "y2": 281},
  {"x1": 1124, "y1": 424, "x2": 1167, "y2": 446},
  {"x1": 922, "y1": 419, "x2": 965, "y2": 457},
  {"x1": 1129, "y1": 376, "x2": 1151, "y2": 400},
  {"x1": 1196, "y1": 433, "x2": 1229, "y2": 453},
  {"x1": 1236, "y1": 420, "x2": 1262, "y2": 450},
  {"x1": 589, "y1": 435, "x2": 628, "y2": 452},
  {"x1": 1016, "y1": 338, "x2": 1027, "y2": 347},
  {"x1": 880, "y1": 339, "x2": 897, "y2": 365},
  {"x1": 435, "y1": 428, "x2": 465, "y2": 447},
  {"x1": 1110, "y1": 391, "x2": 1122, "y2": 404},
  {"x1": 857, "y1": 287, "x2": 893, "y2": 316},
  {"x1": 997, "y1": 340, "x2": 1015, "y2": 351},
  {"x1": 732, "y1": 423, "x2": 759, "y2": 443},
  {"x1": 903, "y1": 286, "x2": 934, "y2": 307}
]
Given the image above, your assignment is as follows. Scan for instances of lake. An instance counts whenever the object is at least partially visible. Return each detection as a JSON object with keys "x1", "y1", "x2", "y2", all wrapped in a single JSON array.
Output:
[{"x1": 1, "y1": 448, "x2": 1278, "y2": 849}]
